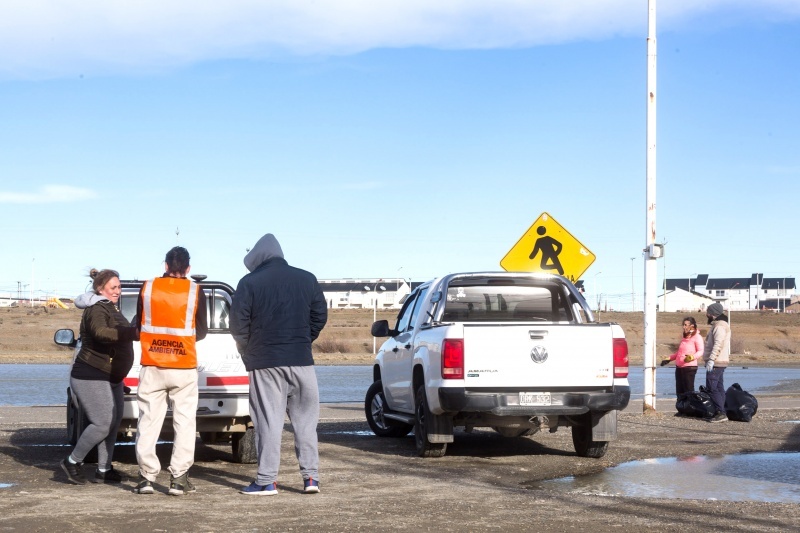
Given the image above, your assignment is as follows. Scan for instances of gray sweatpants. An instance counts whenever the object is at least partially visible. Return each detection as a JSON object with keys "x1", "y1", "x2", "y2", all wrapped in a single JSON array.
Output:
[
  {"x1": 70, "y1": 377, "x2": 124, "y2": 468},
  {"x1": 249, "y1": 366, "x2": 319, "y2": 485}
]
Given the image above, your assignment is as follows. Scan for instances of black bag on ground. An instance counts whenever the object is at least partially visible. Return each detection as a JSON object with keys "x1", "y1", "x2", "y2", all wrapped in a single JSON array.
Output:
[
  {"x1": 676, "y1": 388, "x2": 716, "y2": 418},
  {"x1": 725, "y1": 383, "x2": 758, "y2": 422}
]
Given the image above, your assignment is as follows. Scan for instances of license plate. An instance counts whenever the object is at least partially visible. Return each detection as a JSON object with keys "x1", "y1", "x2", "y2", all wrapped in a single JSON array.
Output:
[{"x1": 519, "y1": 392, "x2": 551, "y2": 406}]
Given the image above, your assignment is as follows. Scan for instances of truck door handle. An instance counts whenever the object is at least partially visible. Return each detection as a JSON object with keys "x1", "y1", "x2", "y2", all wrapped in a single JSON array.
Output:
[
  {"x1": 392, "y1": 346, "x2": 399, "y2": 353},
  {"x1": 529, "y1": 330, "x2": 548, "y2": 340}
]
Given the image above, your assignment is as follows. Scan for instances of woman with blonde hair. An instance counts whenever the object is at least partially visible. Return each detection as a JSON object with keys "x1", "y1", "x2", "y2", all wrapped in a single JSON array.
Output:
[{"x1": 59, "y1": 269, "x2": 137, "y2": 484}]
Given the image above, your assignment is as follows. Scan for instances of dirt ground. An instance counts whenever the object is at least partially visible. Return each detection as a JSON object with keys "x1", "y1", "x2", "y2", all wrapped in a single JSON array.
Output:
[
  {"x1": 2, "y1": 306, "x2": 800, "y2": 367},
  {"x1": 1, "y1": 402, "x2": 799, "y2": 532},
  {"x1": 2, "y1": 306, "x2": 800, "y2": 531}
]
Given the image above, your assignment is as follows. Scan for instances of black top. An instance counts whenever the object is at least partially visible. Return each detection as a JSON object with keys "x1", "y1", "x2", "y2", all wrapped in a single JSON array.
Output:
[
  {"x1": 71, "y1": 300, "x2": 137, "y2": 383},
  {"x1": 230, "y1": 257, "x2": 328, "y2": 371}
]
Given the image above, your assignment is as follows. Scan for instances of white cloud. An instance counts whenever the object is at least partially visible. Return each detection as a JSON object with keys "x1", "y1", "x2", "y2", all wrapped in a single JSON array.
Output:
[
  {"x1": 1, "y1": 0, "x2": 799, "y2": 78},
  {"x1": 0, "y1": 185, "x2": 98, "y2": 204}
]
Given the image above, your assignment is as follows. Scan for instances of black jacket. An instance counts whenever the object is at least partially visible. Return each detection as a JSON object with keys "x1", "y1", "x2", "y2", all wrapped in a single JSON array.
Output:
[
  {"x1": 75, "y1": 300, "x2": 137, "y2": 382},
  {"x1": 230, "y1": 257, "x2": 328, "y2": 371}
]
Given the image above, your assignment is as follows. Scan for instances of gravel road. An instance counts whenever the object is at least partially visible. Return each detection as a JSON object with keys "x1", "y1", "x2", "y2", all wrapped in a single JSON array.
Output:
[{"x1": 1, "y1": 401, "x2": 799, "y2": 532}]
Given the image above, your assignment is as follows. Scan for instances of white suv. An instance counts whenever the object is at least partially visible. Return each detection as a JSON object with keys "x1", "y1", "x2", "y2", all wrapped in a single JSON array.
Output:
[{"x1": 55, "y1": 276, "x2": 256, "y2": 463}]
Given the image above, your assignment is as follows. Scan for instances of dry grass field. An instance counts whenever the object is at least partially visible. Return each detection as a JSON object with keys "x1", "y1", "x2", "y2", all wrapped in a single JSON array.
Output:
[{"x1": 1, "y1": 305, "x2": 799, "y2": 366}]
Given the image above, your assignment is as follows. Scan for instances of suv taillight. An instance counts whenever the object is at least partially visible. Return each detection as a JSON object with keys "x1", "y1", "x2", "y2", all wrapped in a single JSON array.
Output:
[
  {"x1": 613, "y1": 338, "x2": 629, "y2": 378},
  {"x1": 442, "y1": 339, "x2": 464, "y2": 380}
]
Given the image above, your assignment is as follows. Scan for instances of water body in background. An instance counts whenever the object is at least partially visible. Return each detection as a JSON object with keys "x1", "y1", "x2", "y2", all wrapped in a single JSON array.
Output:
[
  {"x1": 0, "y1": 364, "x2": 373, "y2": 406},
  {"x1": 0, "y1": 364, "x2": 798, "y2": 407}
]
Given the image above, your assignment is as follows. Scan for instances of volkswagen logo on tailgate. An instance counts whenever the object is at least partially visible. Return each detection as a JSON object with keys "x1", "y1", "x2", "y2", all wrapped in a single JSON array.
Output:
[{"x1": 530, "y1": 345, "x2": 548, "y2": 363}]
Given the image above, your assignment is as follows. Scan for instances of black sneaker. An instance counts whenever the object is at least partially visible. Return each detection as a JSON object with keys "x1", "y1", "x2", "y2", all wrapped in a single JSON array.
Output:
[
  {"x1": 92, "y1": 468, "x2": 123, "y2": 483},
  {"x1": 59, "y1": 458, "x2": 86, "y2": 485},
  {"x1": 708, "y1": 412, "x2": 728, "y2": 423},
  {"x1": 168, "y1": 473, "x2": 196, "y2": 496},
  {"x1": 133, "y1": 476, "x2": 154, "y2": 494}
]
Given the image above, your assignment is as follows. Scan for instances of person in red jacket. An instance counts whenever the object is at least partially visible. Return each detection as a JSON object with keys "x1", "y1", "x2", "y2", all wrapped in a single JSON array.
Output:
[
  {"x1": 661, "y1": 317, "x2": 704, "y2": 403},
  {"x1": 133, "y1": 246, "x2": 207, "y2": 496}
]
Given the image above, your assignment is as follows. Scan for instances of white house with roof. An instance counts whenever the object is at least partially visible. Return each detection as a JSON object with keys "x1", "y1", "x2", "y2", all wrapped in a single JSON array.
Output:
[
  {"x1": 318, "y1": 278, "x2": 419, "y2": 309},
  {"x1": 661, "y1": 273, "x2": 796, "y2": 312}
]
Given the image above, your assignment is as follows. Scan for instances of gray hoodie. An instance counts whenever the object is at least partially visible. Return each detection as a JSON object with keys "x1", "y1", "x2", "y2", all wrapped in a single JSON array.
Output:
[
  {"x1": 74, "y1": 291, "x2": 108, "y2": 309},
  {"x1": 243, "y1": 233, "x2": 284, "y2": 272}
]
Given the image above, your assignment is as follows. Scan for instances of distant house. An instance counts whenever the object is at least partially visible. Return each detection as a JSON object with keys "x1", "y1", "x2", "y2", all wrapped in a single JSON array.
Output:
[
  {"x1": 657, "y1": 286, "x2": 715, "y2": 313},
  {"x1": 319, "y1": 278, "x2": 421, "y2": 309},
  {"x1": 661, "y1": 273, "x2": 796, "y2": 312}
]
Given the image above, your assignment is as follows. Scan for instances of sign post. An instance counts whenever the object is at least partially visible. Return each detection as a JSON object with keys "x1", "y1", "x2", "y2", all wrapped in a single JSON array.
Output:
[{"x1": 500, "y1": 212, "x2": 595, "y2": 283}]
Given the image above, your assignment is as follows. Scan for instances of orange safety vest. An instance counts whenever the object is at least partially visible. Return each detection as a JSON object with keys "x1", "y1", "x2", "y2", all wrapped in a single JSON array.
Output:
[{"x1": 139, "y1": 277, "x2": 200, "y2": 369}]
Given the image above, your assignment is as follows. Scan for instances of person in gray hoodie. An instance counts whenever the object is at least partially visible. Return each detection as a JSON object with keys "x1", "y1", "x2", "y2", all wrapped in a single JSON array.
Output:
[
  {"x1": 702, "y1": 302, "x2": 731, "y2": 423},
  {"x1": 230, "y1": 233, "x2": 328, "y2": 495},
  {"x1": 59, "y1": 268, "x2": 137, "y2": 485}
]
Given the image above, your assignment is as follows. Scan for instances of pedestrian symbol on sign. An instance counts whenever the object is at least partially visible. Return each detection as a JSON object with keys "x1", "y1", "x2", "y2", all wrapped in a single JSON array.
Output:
[{"x1": 529, "y1": 226, "x2": 564, "y2": 276}]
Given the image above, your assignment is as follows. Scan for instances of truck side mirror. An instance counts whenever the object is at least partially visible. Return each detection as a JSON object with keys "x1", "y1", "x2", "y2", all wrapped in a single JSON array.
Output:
[
  {"x1": 370, "y1": 320, "x2": 394, "y2": 337},
  {"x1": 54, "y1": 329, "x2": 77, "y2": 347}
]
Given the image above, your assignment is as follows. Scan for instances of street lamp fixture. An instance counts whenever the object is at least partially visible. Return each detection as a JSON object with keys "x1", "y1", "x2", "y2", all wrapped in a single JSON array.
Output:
[
  {"x1": 593, "y1": 271, "x2": 602, "y2": 315},
  {"x1": 365, "y1": 281, "x2": 386, "y2": 354}
]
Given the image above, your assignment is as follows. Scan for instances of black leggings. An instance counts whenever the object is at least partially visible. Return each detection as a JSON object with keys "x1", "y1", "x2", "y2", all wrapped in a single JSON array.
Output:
[{"x1": 675, "y1": 366, "x2": 698, "y2": 398}]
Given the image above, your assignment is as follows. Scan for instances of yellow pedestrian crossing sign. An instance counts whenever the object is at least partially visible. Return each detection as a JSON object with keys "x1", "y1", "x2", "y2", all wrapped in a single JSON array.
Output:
[{"x1": 500, "y1": 212, "x2": 595, "y2": 283}]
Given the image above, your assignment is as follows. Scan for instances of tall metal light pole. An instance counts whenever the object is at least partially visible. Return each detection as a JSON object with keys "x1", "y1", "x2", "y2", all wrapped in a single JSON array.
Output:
[
  {"x1": 642, "y1": 0, "x2": 659, "y2": 412},
  {"x1": 593, "y1": 271, "x2": 603, "y2": 315},
  {"x1": 367, "y1": 280, "x2": 386, "y2": 354},
  {"x1": 630, "y1": 257, "x2": 635, "y2": 311}
]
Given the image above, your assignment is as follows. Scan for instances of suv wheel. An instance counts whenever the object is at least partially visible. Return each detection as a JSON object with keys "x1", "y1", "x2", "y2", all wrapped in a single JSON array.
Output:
[
  {"x1": 365, "y1": 380, "x2": 413, "y2": 438},
  {"x1": 414, "y1": 385, "x2": 447, "y2": 458}
]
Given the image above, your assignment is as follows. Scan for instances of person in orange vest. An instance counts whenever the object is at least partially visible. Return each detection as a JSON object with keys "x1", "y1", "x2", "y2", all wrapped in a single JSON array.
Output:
[{"x1": 133, "y1": 246, "x2": 208, "y2": 496}]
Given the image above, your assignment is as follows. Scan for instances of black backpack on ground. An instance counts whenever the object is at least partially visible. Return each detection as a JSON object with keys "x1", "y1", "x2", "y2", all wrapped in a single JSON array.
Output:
[
  {"x1": 725, "y1": 383, "x2": 758, "y2": 422},
  {"x1": 676, "y1": 387, "x2": 716, "y2": 419}
]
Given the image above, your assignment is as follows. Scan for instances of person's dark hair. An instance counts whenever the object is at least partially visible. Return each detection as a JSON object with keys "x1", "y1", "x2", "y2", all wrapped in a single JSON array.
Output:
[
  {"x1": 682, "y1": 316, "x2": 698, "y2": 338},
  {"x1": 165, "y1": 246, "x2": 191, "y2": 276},
  {"x1": 89, "y1": 268, "x2": 120, "y2": 294}
]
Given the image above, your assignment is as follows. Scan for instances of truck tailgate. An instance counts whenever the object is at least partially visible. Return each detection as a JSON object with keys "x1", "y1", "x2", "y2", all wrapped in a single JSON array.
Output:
[{"x1": 462, "y1": 324, "x2": 614, "y2": 389}]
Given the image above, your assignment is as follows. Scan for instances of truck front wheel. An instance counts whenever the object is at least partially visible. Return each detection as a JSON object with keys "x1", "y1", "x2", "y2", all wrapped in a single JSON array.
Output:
[
  {"x1": 365, "y1": 380, "x2": 413, "y2": 438},
  {"x1": 414, "y1": 386, "x2": 447, "y2": 458},
  {"x1": 571, "y1": 420, "x2": 609, "y2": 458}
]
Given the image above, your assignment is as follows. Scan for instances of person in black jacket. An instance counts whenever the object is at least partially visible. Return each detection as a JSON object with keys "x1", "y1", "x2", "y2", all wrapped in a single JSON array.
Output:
[
  {"x1": 59, "y1": 268, "x2": 137, "y2": 485},
  {"x1": 230, "y1": 233, "x2": 327, "y2": 496}
]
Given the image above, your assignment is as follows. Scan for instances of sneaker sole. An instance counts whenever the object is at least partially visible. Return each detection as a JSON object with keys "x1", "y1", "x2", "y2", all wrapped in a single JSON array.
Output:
[
  {"x1": 240, "y1": 488, "x2": 278, "y2": 496},
  {"x1": 133, "y1": 486, "x2": 155, "y2": 494},
  {"x1": 59, "y1": 462, "x2": 85, "y2": 485},
  {"x1": 304, "y1": 487, "x2": 320, "y2": 494},
  {"x1": 169, "y1": 488, "x2": 197, "y2": 496}
]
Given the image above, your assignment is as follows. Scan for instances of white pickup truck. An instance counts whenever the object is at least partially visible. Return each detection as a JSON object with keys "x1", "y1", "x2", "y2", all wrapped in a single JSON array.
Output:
[
  {"x1": 365, "y1": 272, "x2": 630, "y2": 458},
  {"x1": 55, "y1": 277, "x2": 257, "y2": 463}
]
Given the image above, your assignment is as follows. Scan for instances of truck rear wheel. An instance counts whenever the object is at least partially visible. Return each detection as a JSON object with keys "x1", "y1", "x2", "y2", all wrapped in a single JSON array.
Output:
[
  {"x1": 231, "y1": 427, "x2": 257, "y2": 464},
  {"x1": 571, "y1": 421, "x2": 609, "y2": 458},
  {"x1": 66, "y1": 387, "x2": 84, "y2": 446},
  {"x1": 414, "y1": 386, "x2": 447, "y2": 458}
]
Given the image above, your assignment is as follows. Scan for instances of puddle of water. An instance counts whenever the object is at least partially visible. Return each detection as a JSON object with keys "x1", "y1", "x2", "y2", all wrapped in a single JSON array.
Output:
[
  {"x1": 0, "y1": 483, "x2": 13, "y2": 489},
  {"x1": 319, "y1": 430, "x2": 373, "y2": 436},
  {"x1": 535, "y1": 453, "x2": 800, "y2": 503},
  {"x1": 20, "y1": 440, "x2": 172, "y2": 447}
]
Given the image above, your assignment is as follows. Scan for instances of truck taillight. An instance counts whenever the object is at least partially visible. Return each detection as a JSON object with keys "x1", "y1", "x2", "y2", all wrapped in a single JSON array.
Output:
[
  {"x1": 442, "y1": 339, "x2": 464, "y2": 380},
  {"x1": 613, "y1": 338, "x2": 629, "y2": 378}
]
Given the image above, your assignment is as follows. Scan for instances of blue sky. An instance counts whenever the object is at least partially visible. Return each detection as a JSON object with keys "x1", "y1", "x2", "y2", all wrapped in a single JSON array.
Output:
[{"x1": 1, "y1": 1, "x2": 799, "y2": 310}]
